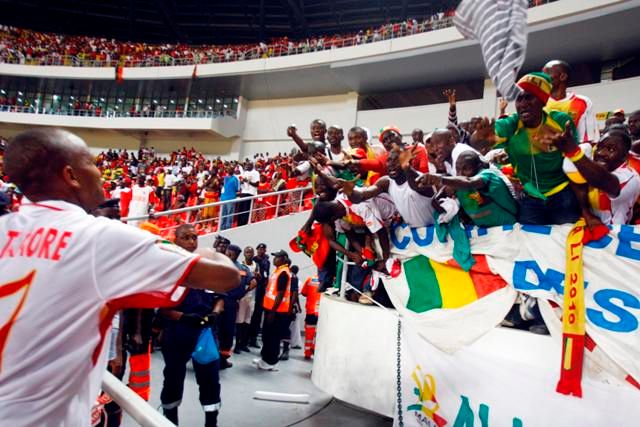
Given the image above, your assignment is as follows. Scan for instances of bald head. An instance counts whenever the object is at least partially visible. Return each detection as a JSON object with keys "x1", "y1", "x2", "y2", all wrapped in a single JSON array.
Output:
[
  {"x1": 4, "y1": 128, "x2": 104, "y2": 210},
  {"x1": 430, "y1": 128, "x2": 456, "y2": 163},
  {"x1": 5, "y1": 129, "x2": 84, "y2": 193}
]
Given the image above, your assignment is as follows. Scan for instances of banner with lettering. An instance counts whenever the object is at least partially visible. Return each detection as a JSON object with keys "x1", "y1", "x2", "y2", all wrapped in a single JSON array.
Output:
[
  {"x1": 396, "y1": 320, "x2": 640, "y2": 427},
  {"x1": 386, "y1": 224, "x2": 640, "y2": 384}
]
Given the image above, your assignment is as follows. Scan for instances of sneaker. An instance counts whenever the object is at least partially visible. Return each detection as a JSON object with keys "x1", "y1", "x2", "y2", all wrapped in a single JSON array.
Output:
[
  {"x1": 324, "y1": 288, "x2": 339, "y2": 296},
  {"x1": 292, "y1": 345, "x2": 302, "y2": 350},
  {"x1": 233, "y1": 347, "x2": 242, "y2": 355},
  {"x1": 255, "y1": 359, "x2": 279, "y2": 371},
  {"x1": 251, "y1": 358, "x2": 260, "y2": 366}
]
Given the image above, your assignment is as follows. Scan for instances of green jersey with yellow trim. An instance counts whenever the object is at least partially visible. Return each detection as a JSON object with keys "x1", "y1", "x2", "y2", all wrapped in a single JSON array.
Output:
[{"x1": 494, "y1": 110, "x2": 577, "y2": 196}]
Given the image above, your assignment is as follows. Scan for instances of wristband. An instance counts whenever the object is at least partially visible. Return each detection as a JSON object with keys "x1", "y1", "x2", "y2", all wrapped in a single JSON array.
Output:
[
  {"x1": 566, "y1": 149, "x2": 584, "y2": 163},
  {"x1": 563, "y1": 146, "x2": 581, "y2": 158}
]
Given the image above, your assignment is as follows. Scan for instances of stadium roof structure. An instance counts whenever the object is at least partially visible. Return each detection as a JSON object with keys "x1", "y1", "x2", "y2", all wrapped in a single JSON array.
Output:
[{"x1": 0, "y1": 0, "x2": 458, "y2": 45}]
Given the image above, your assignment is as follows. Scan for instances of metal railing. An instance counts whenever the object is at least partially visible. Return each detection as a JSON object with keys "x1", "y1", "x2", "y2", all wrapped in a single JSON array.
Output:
[
  {"x1": 0, "y1": 104, "x2": 238, "y2": 119},
  {"x1": 122, "y1": 185, "x2": 315, "y2": 237},
  {"x1": 101, "y1": 372, "x2": 174, "y2": 427}
]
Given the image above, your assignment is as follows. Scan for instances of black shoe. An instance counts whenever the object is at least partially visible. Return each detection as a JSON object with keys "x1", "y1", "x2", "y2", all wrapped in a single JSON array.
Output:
[
  {"x1": 205, "y1": 410, "x2": 218, "y2": 427},
  {"x1": 163, "y1": 407, "x2": 178, "y2": 424},
  {"x1": 220, "y1": 358, "x2": 233, "y2": 369},
  {"x1": 241, "y1": 346, "x2": 251, "y2": 353},
  {"x1": 233, "y1": 347, "x2": 242, "y2": 354}
]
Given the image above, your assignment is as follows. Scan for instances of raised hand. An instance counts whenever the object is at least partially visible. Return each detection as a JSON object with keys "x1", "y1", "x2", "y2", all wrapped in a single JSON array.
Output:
[
  {"x1": 287, "y1": 125, "x2": 298, "y2": 138},
  {"x1": 398, "y1": 146, "x2": 417, "y2": 170},
  {"x1": 498, "y1": 97, "x2": 508, "y2": 115},
  {"x1": 443, "y1": 89, "x2": 456, "y2": 107}
]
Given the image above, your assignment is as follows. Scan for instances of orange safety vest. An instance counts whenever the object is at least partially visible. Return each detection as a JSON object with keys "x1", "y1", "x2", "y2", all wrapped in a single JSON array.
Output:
[{"x1": 263, "y1": 266, "x2": 292, "y2": 313}]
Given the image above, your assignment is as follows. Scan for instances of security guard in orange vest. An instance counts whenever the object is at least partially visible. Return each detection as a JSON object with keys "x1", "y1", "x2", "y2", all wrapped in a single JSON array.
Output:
[{"x1": 252, "y1": 250, "x2": 292, "y2": 371}]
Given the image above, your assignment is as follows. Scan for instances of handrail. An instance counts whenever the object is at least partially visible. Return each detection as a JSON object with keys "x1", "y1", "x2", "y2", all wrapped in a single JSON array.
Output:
[
  {"x1": 101, "y1": 371, "x2": 175, "y2": 427},
  {"x1": 0, "y1": 105, "x2": 238, "y2": 119},
  {"x1": 123, "y1": 185, "x2": 313, "y2": 222}
]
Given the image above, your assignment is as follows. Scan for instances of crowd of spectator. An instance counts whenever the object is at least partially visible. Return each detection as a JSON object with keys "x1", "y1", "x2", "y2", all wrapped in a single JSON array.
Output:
[
  {"x1": 0, "y1": 2, "x2": 557, "y2": 68},
  {"x1": 282, "y1": 60, "x2": 640, "y2": 322},
  {"x1": 0, "y1": 10, "x2": 458, "y2": 67}
]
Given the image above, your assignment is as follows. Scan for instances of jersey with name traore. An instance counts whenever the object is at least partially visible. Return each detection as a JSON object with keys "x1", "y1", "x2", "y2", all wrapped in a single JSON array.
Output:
[{"x1": 0, "y1": 200, "x2": 200, "y2": 426}]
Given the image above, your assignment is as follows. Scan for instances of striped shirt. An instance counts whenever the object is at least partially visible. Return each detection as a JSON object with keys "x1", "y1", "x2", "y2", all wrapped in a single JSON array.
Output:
[{"x1": 454, "y1": 0, "x2": 528, "y2": 101}]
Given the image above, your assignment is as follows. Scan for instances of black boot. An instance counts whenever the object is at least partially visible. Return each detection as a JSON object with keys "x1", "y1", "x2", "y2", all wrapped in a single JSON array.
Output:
[
  {"x1": 233, "y1": 323, "x2": 243, "y2": 354},
  {"x1": 279, "y1": 341, "x2": 290, "y2": 361},
  {"x1": 163, "y1": 407, "x2": 178, "y2": 425},
  {"x1": 205, "y1": 410, "x2": 218, "y2": 427}
]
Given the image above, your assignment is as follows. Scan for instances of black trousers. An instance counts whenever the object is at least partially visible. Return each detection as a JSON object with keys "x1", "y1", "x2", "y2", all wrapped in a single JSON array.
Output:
[
  {"x1": 218, "y1": 296, "x2": 238, "y2": 355},
  {"x1": 236, "y1": 193, "x2": 253, "y2": 226},
  {"x1": 260, "y1": 312, "x2": 291, "y2": 365},
  {"x1": 160, "y1": 324, "x2": 221, "y2": 412}
]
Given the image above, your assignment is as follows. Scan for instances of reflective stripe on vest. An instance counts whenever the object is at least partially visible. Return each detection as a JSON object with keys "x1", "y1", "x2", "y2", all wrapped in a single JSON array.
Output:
[{"x1": 263, "y1": 266, "x2": 291, "y2": 313}]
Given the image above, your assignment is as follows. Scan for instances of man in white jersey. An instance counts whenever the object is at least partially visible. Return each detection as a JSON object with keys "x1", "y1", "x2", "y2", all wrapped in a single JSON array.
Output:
[
  {"x1": 546, "y1": 124, "x2": 640, "y2": 224},
  {"x1": 339, "y1": 148, "x2": 437, "y2": 228},
  {"x1": 0, "y1": 129, "x2": 240, "y2": 427},
  {"x1": 128, "y1": 174, "x2": 158, "y2": 227}
]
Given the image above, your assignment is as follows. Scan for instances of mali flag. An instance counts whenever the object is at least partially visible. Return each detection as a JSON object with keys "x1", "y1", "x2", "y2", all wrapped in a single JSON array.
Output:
[{"x1": 400, "y1": 255, "x2": 507, "y2": 313}]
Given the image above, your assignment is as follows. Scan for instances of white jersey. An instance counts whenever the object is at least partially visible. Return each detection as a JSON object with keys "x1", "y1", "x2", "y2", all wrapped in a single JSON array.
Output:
[
  {"x1": 129, "y1": 185, "x2": 155, "y2": 218},
  {"x1": 0, "y1": 200, "x2": 199, "y2": 426},
  {"x1": 589, "y1": 164, "x2": 640, "y2": 225},
  {"x1": 336, "y1": 192, "x2": 396, "y2": 234},
  {"x1": 388, "y1": 179, "x2": 436, "y2": 227}
]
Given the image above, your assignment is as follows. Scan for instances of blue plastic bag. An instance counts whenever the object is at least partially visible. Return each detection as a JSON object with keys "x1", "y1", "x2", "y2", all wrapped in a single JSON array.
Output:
[{"x1": 192, "y1": 328, "x2": 219, "y2": 364}]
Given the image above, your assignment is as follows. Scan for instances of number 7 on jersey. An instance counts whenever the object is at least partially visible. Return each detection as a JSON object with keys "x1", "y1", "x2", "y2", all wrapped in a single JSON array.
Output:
[{"x1": 0, "y1": 270, "x2": 36, "y2": 372}]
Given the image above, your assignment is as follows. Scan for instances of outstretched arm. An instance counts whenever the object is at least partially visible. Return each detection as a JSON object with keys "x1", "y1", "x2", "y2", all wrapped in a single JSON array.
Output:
[
  {"x1": 338, "y1": 176, "x2": 388, "y2": 203},
  {"x1": 287, "y1": 125, "x2": 310, "y2": 153},
  {"x1": 542, "y1": 121, "x2": 620, "y2": 196},
  {"x1": 398, "y1": 148, "x2": 435, "y2": 197}
]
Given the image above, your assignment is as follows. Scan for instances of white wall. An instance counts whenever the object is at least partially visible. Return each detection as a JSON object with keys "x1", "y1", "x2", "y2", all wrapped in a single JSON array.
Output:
[
  {"x1": 240, "y1": 92, "x2": 359, "y2": 158},
  {"x1": 197, "y1": 211, "x2": 315, "y2": 282},
  {"x1": 356, "y1": 99, "x2": 486, "y2": 138},
  {"x1": 572, "y1": 76, "x2": 640, "y2": 117}
]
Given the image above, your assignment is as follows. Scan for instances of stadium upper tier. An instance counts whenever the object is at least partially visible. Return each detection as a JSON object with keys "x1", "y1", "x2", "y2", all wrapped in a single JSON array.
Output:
[{"x1": 0, "y1": 0, "x2": 636, "y2": 103}]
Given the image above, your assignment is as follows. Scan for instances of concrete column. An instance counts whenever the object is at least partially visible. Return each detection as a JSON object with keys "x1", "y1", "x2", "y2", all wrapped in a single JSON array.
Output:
[{"x1": 481, "y1": 78, "x2": 498, "y2": 118}]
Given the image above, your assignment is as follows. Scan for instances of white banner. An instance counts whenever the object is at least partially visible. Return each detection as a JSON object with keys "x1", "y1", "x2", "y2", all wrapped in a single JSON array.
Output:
[
  {"x1": 387, "y1": 224, "x2": 640, "y2": 384},
  {"x1": 396, "y1": 320, "x2": 640, "y2": 427}
]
